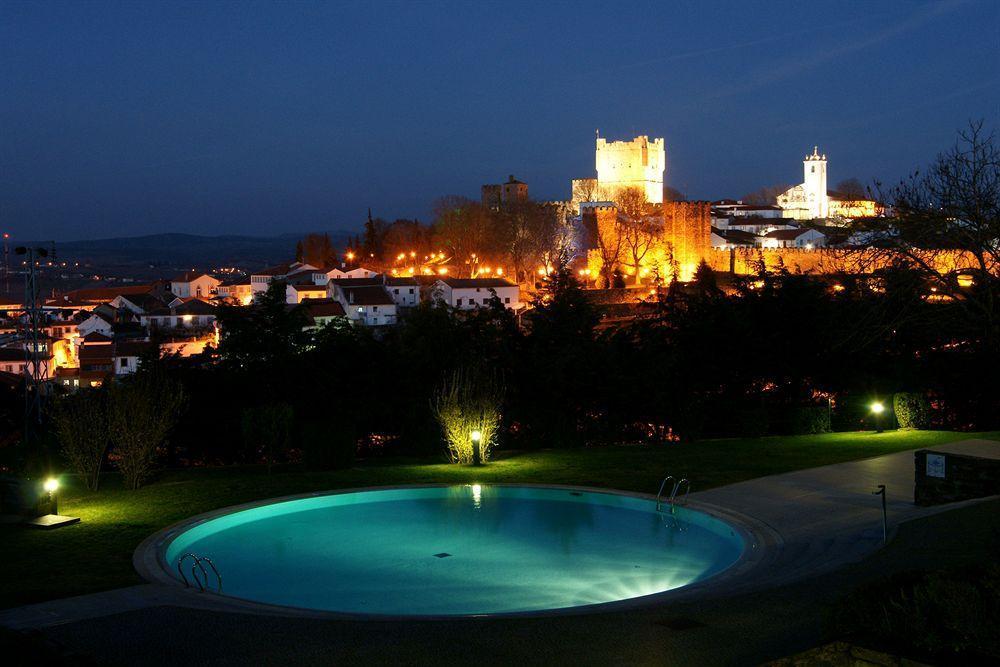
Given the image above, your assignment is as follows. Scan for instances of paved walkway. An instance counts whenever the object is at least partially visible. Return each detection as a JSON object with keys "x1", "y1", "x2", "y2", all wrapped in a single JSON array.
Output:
[
  {"x1": 691, "y1": 438, "x2": 1000, "y2": 592},
  {"x1": 2, "y1": 438, "x2": 998, "y2": 665}
]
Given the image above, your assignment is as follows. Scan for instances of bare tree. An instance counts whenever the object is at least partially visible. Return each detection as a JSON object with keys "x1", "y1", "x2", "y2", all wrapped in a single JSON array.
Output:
[
  {"x1": 51, "y1": 390, "x2": 109, "y2": 490},
  {"x1": 616, "y1": 187, "x2": 657, "y2": 285},
  {"x1": 109, "y1": 373, "x2": 186, "y2": 490},
  {"x1": 743, "y1": 183, "x2": 793, "y2": 205},
  {"x1": 835, "y1": 178, "x2": 868, "y2": 199},
  {"x1": 851, "y1": 121, "x2": 999, "y2": 344},
  {"x1": 432, "y1": 199, "x2": 502, "y2": 276}
]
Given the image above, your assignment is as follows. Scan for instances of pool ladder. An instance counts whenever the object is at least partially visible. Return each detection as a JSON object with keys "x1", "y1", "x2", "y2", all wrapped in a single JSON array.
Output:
[
  {"x1": 177, "y1": 553, "x2": 223, "y2": 593},
  {"x1": 655, "y1": 476, "x2": 691, "y2": 512}
]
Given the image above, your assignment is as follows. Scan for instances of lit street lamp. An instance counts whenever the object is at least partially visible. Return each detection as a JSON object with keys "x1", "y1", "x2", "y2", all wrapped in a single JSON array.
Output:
[
  {"x1": 870, "y1": 401, "x2": 885, "y2": 433},
  {"x1": 44, "y1": 477, "x2": 59, "y2": 514},
  {"x1": 25, "y1": 476, "x2": 80, "y2": 529},
  {"x1": 470, "y1": 430, "x2": 483, "y2": 466}
]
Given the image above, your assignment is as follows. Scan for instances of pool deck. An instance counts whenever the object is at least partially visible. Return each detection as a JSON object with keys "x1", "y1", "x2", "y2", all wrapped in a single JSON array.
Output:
[{"x1": 2, "y1": 437, "x2": 999, "y2": 664}]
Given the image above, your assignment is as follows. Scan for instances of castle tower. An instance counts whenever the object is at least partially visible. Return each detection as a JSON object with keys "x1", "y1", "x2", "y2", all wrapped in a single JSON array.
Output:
[
  {"x1": 663, "y1": 201, "x2": 711, "y2": 281},
  {"x1": 595, "y1": 135, "x2": 665, "y2": 204},
  {"x1": 803, "y1": 146, "x2": 828, "y2": 219}
]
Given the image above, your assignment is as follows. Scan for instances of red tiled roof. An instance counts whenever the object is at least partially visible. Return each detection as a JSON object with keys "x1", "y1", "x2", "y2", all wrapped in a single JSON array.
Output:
[{"x1": 303, "y1": 299, "x2": 346, "y2": 317}]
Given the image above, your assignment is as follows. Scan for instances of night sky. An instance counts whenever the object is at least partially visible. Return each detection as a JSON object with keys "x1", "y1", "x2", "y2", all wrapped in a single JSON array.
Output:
[{"x1": 3, "y1": 0, "x2": 998, "y2": 241}]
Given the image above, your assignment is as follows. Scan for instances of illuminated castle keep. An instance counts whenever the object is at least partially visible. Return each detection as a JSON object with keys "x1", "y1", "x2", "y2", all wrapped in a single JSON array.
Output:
[{"x1": 572, "y1": 134, "x2": 665, "y2": 206}]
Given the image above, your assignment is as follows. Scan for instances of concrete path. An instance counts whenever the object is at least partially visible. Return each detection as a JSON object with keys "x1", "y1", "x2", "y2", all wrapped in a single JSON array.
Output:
[
  {"x1": 1, "y1": 438, "x2": 998, "y2": 648},
  {"x1": 691, "y1": 438, "x2": 1000, "y2": 592}
]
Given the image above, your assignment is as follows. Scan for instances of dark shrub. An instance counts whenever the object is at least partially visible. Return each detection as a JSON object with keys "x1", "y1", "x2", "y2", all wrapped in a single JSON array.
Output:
[
  {"x1": 894, "y1": 392, "x2": 930, "y2": 429},
  {"x1": 735, "y1": 406, "x2": 770, "y2": 437},
  {"x1": 301, "y1": 420, "x2": 356, "y2": 470},
  {"x1": 784, "y1": 406, "x2": 832, "y2": 435}
]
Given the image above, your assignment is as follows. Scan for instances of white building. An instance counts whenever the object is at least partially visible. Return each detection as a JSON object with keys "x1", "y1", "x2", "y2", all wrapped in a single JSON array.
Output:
[
  {"x1": 384, "y1": 277, "x2": 420, "y2": 308},
  {"x1": 286, "y1": 282, "x2": 328, "y2": 304},
  {"x1": 711, "y1": 201, "x2": 785, "y2": 219},
  {"x1": 169, "y1": 272, "x2": 221, "y2": 299},
  {"x1": 776, "y1": 147, "x2": 880, "y2": 220},
  {"x1": 432, "y1": 278, "x2": 521, "y2": 311},
  {"x1": 77, "y1": 312, "x2": 115, "y2": 338},
  {"x1": 250, "y1": 262, "x2": 317, "y2": 294},
  {"x1": 330, "y1": 284, "x2": 397, "y2": 327},
  {"x1": 141, "y1": 299, "x2": 217, "y2": 330},
  {"x1": 761, "y1": 227, "x2": 828, "y2": 249},
  {"x1": 326, "y1": 266, "x2": 380, "y2": 282},
  {"x1": 216, "y1": 279, "x2": 253, "y2": 305}
]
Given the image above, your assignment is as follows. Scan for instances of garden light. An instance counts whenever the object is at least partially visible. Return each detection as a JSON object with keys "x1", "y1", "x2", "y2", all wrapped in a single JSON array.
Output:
[
  {"x1": 470, "y1": 430, "x2": 483, "y2": 466},
  {"x1": 870, "y1": 401, "x2": 885, "y2": 433},
  {"x1": 26, "y1": 476, "x2": 79, "y2": 529}
]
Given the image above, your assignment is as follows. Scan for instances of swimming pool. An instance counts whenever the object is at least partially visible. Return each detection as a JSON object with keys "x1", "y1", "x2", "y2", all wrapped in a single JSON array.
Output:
[{"x1": 156, "y1": 485, "x2": 747, "y2": 616}]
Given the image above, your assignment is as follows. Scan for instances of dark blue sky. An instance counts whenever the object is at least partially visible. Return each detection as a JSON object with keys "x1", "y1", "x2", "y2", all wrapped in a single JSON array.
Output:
[{"x1": 3, "y1": 0, "x2": 998, "y2": 241}]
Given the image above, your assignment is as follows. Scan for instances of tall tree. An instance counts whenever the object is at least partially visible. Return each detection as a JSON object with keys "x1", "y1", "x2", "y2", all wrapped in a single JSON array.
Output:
[{"x1": 617, "y1": 186, "x2": 658, "y2": 285}]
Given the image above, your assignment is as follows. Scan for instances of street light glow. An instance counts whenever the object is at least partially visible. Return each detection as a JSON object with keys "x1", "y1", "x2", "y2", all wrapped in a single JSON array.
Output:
[
  {"x1": 44, "y1": 478, "x2": 59, "y2": 493},
  {"x1": 870, "y1": 401, "x2": 885, "y2": 414}
]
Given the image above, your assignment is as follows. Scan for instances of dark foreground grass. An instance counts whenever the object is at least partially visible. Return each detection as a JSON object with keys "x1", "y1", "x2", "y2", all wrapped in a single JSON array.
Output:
[{"x1": 1, "y1": 429, "x2": 995, "y2": 609}]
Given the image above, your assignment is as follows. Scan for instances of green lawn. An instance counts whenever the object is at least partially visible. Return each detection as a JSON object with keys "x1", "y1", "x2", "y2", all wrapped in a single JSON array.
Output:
[{"x1": 1, "y1": 429, "x2": 996, "y2": 609}]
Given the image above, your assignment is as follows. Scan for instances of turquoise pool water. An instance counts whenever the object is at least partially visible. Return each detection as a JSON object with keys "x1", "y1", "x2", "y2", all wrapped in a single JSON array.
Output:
[{"x1": 164, "y1": 485, "x2": 745, "y2": 616}]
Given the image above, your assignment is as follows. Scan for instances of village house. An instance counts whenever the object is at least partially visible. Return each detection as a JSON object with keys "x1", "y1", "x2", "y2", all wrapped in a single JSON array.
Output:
[
  {"x1": 301, "y1": 299, "x2": 347, "y2": 329},
  {"x1": 216, "y1": 278, "x2": 253, "y2": 305},
  {"x1": 285, "y1": 282, "x2": 328, "y2": 304},
  {"x1": 250, "y1": 262, "x2": 318, "y2": 294},
  {"x1": 431, "y1": 278, "x2": 521, "y2": 310},
  {"x1": 169, "y1": 272, "x2": 221, "y2": 299},
  {"x1": 761, "y1": 227, "x2": 828, "y2": 249},
  {"x1": 330, "y1": 284, "x2": 397, "y2": 326},
  {"x1": 384, "y1": 276, "x2": 420, "y2": 308},
  {"x1": 141, "y1": 299, "x2": 217, "y2": 330}
]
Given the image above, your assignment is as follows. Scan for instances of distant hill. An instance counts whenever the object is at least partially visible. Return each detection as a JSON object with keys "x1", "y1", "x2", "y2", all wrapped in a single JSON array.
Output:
[{"x1": 28, "y1": 231, "x2": 355, "y2": 270}]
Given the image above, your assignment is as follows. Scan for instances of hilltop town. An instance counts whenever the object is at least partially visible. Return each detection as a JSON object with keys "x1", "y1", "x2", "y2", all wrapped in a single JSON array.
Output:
[{"x1": 2, "y1": 131, "x2": 986, "y2": 392}]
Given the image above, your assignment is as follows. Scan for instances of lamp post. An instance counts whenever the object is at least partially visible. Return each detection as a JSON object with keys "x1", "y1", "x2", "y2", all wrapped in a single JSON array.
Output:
[
  {"x1": 870, "y1": 401, "x2": 885, "y2": 433},
  {"x1": 470, "y1": 430, "x2": 483, "y2": 466},
  {"x1": 44, "y1": 477, "x2": 59, "y2": 515}
]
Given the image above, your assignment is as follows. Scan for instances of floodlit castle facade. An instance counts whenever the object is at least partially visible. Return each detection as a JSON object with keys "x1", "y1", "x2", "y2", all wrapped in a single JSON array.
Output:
[
  {"x1": 572, "y1": 134, "x2": 665, "y2": 207},
  {"x1": 777, "y1": 147, "x2": 879, "y2": 220}
]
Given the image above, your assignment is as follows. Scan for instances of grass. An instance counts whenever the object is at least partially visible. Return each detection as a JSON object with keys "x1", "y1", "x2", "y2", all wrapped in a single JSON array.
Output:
[{"x1": 1, "y1": 429, "x2": 996, "y2": 609}]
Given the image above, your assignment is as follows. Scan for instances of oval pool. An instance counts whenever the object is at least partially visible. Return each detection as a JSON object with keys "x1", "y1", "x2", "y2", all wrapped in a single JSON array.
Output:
[{"x1": 158, "y1": 485, "x2": 746, "y2": 616}]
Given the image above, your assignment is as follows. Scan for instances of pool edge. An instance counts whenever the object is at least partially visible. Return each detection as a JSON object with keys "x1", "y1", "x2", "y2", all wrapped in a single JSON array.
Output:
[{"x1": 133, "y1": 483, "x2": 781, "y2": 621}]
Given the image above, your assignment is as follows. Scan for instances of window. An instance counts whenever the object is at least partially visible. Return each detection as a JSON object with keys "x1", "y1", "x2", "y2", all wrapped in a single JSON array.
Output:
[
  {"x1": 408, "y1": 288, "x2": 414, "y2": 294},
  {"x1": 373, "y1": 306, "x2": 378, "y2": 312},
  {"x1": 393, "y1": 289, "x2": 399, "y2": 294},
  {"x1": 456, "y1": 298, "x2": 463, "y2": 306},
  {"x1": 504, "y1": 297, "x2": 510, "y2": 304}
]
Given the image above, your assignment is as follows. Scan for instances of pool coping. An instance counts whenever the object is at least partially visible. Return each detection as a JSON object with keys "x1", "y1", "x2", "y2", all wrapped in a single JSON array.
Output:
[{"x1": 133, "y1": 483, "x2": 782, "y2": 621}]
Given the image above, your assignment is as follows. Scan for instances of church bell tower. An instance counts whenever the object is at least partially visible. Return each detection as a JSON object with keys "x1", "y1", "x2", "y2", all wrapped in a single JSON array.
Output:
[{"x1": 803, "y1": 146, "x2": 828, "y2": 219}]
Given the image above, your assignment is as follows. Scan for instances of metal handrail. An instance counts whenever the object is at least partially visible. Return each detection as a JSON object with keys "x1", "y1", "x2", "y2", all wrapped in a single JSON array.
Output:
[
  {"x1": 176, "y1": 553, "x2": 198, "y2": 588},
  {"x1": 191, "y1": 556, "x2": 223, "y2": 593},
  {"x1": 672, "y1": 479, "x2": 691, "y2": 506},
  {"x1": 655, "y1": 476, "x2": 675, "y2": 511},
  {"x1": 176, "y1": 552, "x2": 222, "y2": 593}
]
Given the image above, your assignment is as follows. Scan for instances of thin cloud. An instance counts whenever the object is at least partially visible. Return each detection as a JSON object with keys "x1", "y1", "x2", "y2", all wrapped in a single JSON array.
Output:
[{"x1": 704, "y1": 0, "x2": 969, "y2": 101}]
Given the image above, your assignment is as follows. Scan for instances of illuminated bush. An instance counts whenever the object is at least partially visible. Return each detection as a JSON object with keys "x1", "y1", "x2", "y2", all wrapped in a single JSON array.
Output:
[
  {"x1": 432, "y1": 367, "x2": 504, "y2": 464},
  {"x1": 894, "y1": 393, "x2": 930, "y2": 429}
]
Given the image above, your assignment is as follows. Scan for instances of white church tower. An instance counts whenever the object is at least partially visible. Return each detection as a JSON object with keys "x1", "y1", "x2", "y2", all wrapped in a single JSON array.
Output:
[{"x1": 803, "y1": 146, "x2": 828, "y2": 219}]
